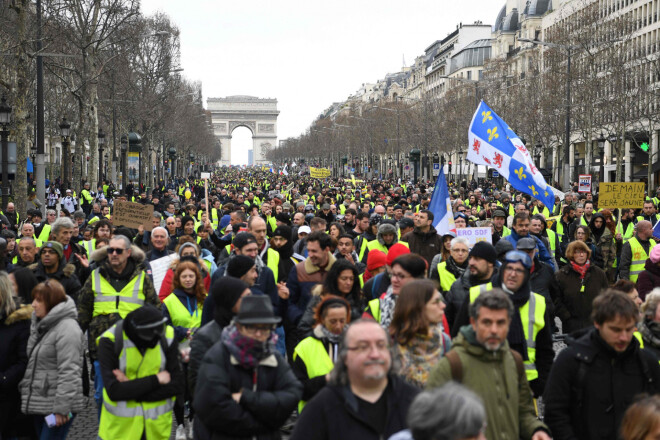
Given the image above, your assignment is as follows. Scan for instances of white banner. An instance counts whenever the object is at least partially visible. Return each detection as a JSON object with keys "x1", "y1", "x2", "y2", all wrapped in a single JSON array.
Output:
[{"x1": 456, "y1": 227, "x2": 492, "y2": 248}]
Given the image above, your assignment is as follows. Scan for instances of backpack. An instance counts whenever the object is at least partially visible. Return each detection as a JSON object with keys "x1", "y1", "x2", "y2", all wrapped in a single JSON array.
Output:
[{"x1": 446, "y1": 348, "x2": 524, "y2": 383}]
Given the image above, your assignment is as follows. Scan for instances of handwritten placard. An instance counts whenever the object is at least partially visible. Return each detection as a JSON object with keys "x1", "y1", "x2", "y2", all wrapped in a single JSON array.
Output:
[
  {"x1": 456, "y1": 227, "x2": 492, "y2": 248},
  {"x1": 310, "y1": 167, "x2": 332, "y2": 178},
  {"x1": 150, "y1": 254, "x2": 176, "y2": 294},
  {"x1": 598, "y1": 182, "x2": 645, "y2": 209},
  {"x1": 113, "y1": 200, "x2": 154, "y2": 231}
]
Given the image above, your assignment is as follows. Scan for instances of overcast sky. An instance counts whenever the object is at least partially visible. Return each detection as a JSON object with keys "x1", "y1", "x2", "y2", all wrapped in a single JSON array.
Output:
[{"x1": 141, "y1": 0, "x2": 504, "y2": 164}]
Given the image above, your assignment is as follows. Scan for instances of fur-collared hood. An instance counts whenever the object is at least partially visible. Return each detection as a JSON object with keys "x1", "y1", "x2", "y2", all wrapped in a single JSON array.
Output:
[
  {"x1": 28, "y1": 260, "x2": 77, "y2": 278},
  {"x1": 303, "y1": 252, "x2": 336, "y2": 276},
  {"x1": 4, "y1": 304, "x2": 33, "y2": 325},
  {"x1": 90, "y1": 244, "x2": 146, "y2": 264}
]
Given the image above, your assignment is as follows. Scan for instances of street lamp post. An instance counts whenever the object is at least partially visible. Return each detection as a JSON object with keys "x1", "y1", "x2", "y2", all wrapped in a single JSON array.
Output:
[
  {"x1": 458, "y1": 148, "x2": 464, "y2": 184},
  {"x1": 98, "y1": 128, "x2": 106, "y2": 182},
  {"x1": 104, "y1": 153, "x2": 109, "y2": 181},
  {"x1": 574, "y1": 146, "x2": 580, "y2": 184},
  {"x1": 0, "y1": 96, "x2": 12, "y2": 210},
  {"x1": 120, "y1": 137, "x2": 127, "y2": 190},
  {"x1": 409, "y1": 148, "x2": 421, "y2": 184},
  {"x1": 59, "y1": 116, "x2": 71, "y2": 189},
  {"x1": 597, "y1": 132, "x2": 606, "y2": 184}
]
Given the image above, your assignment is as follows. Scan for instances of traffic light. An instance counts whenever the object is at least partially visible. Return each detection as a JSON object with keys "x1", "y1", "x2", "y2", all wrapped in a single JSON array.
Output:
[
  {"x1": 440, "y1": 155, "x2": 446, "y2": 167},
  {"x1": 640, "y1": 142, "x2": 650, "y2": 152},
  {"x1": 448, "y1": 162, "x2": 452, "y2": 173}
]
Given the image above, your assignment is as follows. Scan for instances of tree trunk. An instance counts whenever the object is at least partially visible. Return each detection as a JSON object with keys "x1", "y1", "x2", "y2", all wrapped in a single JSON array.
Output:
[{"x1": 12, "y1": 1, "x2": 30, "y2": 220}]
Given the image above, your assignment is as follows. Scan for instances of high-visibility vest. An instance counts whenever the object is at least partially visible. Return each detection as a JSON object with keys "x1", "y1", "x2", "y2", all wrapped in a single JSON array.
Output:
[
  {"x1": 91, "y1": 269, "x2": 146, "y2": 318},
  {"x1": 636, "y1": 214, "x2": 660, "y2": 225},
  {"x1": 16, "y1": 237, "x2": 43, "y2": 249},
  {"x1": 83, "y1": 239, "x2": 96, "y2": 256},
  {"x1": 634, "y1": 331, "x2": 660, "y2": 365},
  {"x1": 469, "y1": 284, "x2": 546, "y2": 382},
  {"x1": 97, "y1": 324, "x2": 175, "y2": 440},
  {"x1": 266, "y1": 248, "x2": 280, "y2": 282},
  {"x1": 366, "y1": 297, "x2": 381, "y2": 322},
  {"x1": 80, "y1": 189, "x2": 93, "y2": 207},
  {"x1": 197, "y1": 208, "x2": 219, "y2": 230},
  {"x1": 266, "y1": 216, "x2": 277, "y2": 236},
  {"x1": 339, "y1": 204, "x2": 346, "y2": 214},
  {"x1": 502, "y1": 226, "x2": 511, "y2": 237},
  {"x1": 617, "y1": 222, "x2": 635, "y2": 244},
  {"x1": 367, "y1": 239, "x2": 408, "y2": 254},
  {"x1": 356, "y1": 236, "x2": 369, "y2": 261},
  {"x1": 546, "y1": 229, "x2": 557, "y2": 260},
  {"x1": 37, "y1": 224, "x2": 51, "y2": 243},
  {"x1": 580, "y1": 216, "x2": 589, "y2": 227},
  {"x1": 292, "y1": 337, "x2": 335, "y2": 412},
  {"x1": 436, "y1": 261, "x2": 457, "y2": 293},
  {"x1": 628, "y1": 237, "x2": 656, "y2": 282},
  {"x1": 533, "y1": 206, "x2": 550, "y2": 219},
  {"x1": 163, "y1": 293, "x2": 203, "y2": 341}
]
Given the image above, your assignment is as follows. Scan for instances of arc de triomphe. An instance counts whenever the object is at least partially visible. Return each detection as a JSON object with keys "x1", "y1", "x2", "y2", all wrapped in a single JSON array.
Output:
[{"x1": 208, "y1": 96, "x2": 279, "y2": 166}]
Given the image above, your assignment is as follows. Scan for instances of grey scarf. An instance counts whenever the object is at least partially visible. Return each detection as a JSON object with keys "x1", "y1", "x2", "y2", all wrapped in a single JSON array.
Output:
[
  {"x1": 638, "y1": 319, "x2": 660, "y2": 349},
  {"x1": 379, "y1": 286, "x2": 397, "y2": 329}
]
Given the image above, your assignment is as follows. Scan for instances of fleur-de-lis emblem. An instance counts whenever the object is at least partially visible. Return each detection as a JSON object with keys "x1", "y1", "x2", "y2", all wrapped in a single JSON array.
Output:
[
  {"x1": 487, "y1": 127, "x2": 499, "y2": 142},
  {"x1": 544, "y1": 191, "x2": 549, "y2": 198},
  {"x1": 514, "y1": 167, "x2": 527, "y2": 180},
  {"x1": 528, "y1": 185, "x2": 539, "y2": 196},
  {"x1": 482, "y1": 111, "x2": 493, "y2": 123}
]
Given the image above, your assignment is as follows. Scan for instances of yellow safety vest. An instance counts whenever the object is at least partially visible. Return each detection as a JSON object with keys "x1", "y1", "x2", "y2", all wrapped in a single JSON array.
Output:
[
  {"x1": 292, "y1": 336, "x2": 335, "y2": 412},
  {"x1": 469, "y1": 284, "x2": 546, "y2": 382},
  {"x1": 502, "y1": 226, "x2": 511, "y2": 237},
  {"x1": 628, "y1": 237, "x2": 656, "y2": 283},
  {"x1": 546, "y1": 229, "x2": 557, "y2": 260},
  {"x1": 356, "y1": 236, "x2": 369, "y2": 262},
  {"x1": 366, "y1": 239, "x2": 409, "y2": 254},
  {"x1": 163, "y1": 294, "x2": 203, "y2": 341},
  {"x1": 92, "y1": 269, "x2": 146, "y2": 318},
  {"x1": 97, "y1": 324, "x2": 175, "y2": 440},
  {"x1": 37, "y1": 224, "x2": 51, "y2": 243},
  {"x1": 634, "y1": 331, "x2": 660, "y2": 364},
  {"x1": 617, "y1": 222, "x2": 635, "y2": 244},
  {"x1": 83, "y1": 239, "x2": 96, "y2": 256},
  {"x1": 436, "y1": 261, "x2": 457, "y2": 293},
  {"x1": 366, "y1": 297, "x2": 381, "y2": 322},
  {"x1": 16, "y1": 237, "x2": 43, "y2": 249},
  {"x1": 266, "y1": 216, "x2": 277, "y2": 237},
  {"x1": 266, "y1": 248, "x2": 280, "y2": 283}
]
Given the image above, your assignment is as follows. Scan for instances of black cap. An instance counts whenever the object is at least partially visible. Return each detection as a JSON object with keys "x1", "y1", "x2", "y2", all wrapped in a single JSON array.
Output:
[
  {"x1": 398, "y1": 218, "x2": 414, "y2": 229},
  {"x1": 469, "y1": 241, "x2": 497, "y2": 264},
  {"x1": 233, "y1": 232, "x2": 257, "y2": 250}
]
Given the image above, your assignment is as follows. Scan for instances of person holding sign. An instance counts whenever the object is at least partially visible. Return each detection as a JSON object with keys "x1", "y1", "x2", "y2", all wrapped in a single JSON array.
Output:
[{"x1": 619, "y1": 221, "x2": 657, "y2": 283}]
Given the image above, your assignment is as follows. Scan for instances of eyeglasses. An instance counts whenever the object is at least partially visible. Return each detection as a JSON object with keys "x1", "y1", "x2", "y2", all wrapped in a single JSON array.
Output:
[
  {"x1": 346, "y1": 340, "x2": 390, "y2": 354},
  {"x1": 390, "y1": 272, "x2": 410, "y2": 280},
  {"x1": 107, "y1": 247, "x2": 127, "y2": 255},
  {"x1": 242, "y1": 324, "x2": 275, "y2": 335}
]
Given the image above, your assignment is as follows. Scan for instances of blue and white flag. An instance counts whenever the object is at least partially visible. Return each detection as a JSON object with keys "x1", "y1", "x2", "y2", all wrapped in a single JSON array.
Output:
[
  {"x1": 467, "y1": 101, "x2": 555, "y2": 209},
  {"x1": 653, "y1": 219, "x2": 660, "y2": 241},
  {"x1": 429, "y1": 167, "x2": 456, "y2": 236}
]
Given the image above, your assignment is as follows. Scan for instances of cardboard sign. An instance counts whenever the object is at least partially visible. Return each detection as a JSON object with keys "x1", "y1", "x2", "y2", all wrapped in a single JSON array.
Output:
[
  {"x1": 201, "y1": 172, "x2": 211, "y2": 179},
  {"x1": 112, "y1": 200, "x2": 154, "y2": 231},
  {"x1": 310, "y1": 167, "x2": 332, "y2": 178},
  {"x1": 578, "y1": 175, "x2": 592, "y2": 193},
  {"x1": 598, "y1": 182, "x2": 645, "y2": 209},
  {"x1": 456, "y1": 227, "x2": 492, "y2": 248},
  {"x1": 150, "y1": 254, "x2": 176, "y2": 294}
]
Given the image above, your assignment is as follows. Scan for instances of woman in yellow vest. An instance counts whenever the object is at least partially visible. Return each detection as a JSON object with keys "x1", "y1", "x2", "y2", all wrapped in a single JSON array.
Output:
[
  {"x1": 291, "y1": 295, "x2": 350, "y2": 412},
  {"x1": 162, "y1": 261, "x2": 207, "y2": 342}
]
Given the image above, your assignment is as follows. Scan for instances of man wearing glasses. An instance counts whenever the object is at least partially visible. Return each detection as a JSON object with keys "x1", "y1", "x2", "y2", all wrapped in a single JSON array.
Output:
[
  {"x1": 291, "y1": 320, "x2": 419, "y2": 440},
  {"x1": 78, "y1": 235, "x2": 160, "y2": 417}
]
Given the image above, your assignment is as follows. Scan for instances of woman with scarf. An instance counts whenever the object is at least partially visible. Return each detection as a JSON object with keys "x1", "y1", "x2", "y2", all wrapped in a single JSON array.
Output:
[
  {"x1": 573, "y1": 225, "x2": 605, "y2": 268},
  {"x1": 429, "y1": 236, "x2": 469, "y2": 295},
  {"x1": 292, "y1": 296, "x2": 350, "y2": 412},
  {"x1": 390, "y1": 280, "x2": 451, "y2": 387},
  {"x1": 636, "y1": 289, "x2": 660, "y2": 360},
  {"x1": 297, "y1": 259, "x2": 364, "y2": 338},
  {"x1": 555, "y1": 240, "x2": 609, "y2": 334},
  {"x1": 589, "y1": 211, "x2": 616, "y2": 281},
  {"x1": 193, "y1": 295, "x2": 302, "y2": 439}
]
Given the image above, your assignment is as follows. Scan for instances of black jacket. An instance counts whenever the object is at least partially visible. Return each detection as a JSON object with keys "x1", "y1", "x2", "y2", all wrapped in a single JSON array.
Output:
[
  {"x1": 544, "y1": 328, "x2": 660, "y2": 440},
  {"x1": 554, "y1": 264, "x2": 609, "y2": 334},
  {"x1": 290, "y1": 375, "x2": 419, "y2": 440},
  {"x1": 29, "y1": 259, "x2": 82, "y2": 304},
  {"x1": 446, "y1": 268, "x2": 499, "y2": 334},
  {"x1": 193, "y1": 340, "x2": 302, "y2": 439},
  {"x1": 529, "y1": 258, "x2": 560, "y2": 322},
  {"x1": 188, "y1": 320, "x2": 222, "y2": 398}
]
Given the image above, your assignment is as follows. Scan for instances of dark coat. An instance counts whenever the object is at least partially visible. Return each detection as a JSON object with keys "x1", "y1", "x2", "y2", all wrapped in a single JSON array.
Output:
[
  {"x1": 188, "y1": 320, "x2": 222, "y2": 397},
  {"x1": 193, "y1": 341, "x2": 302, "y2": 440},
  {"x1": 0, "y1": 305, "x2": 31, "y2": 437},
  {"x1": 401, "y1": 227, "x2": 443, "y2": 266},
  {"x1": 446, "y1": 268, "x2": 499, "y2": 334},
  {"x1": 635, "y1": 259, "x2": 660, "y2": 301},
  {"x1": 29, "y1": 258, "x2": 82, "y2": 304},
  {"x1": 554, "y1": 264, "x2": 609, "y2": 334},
  {"x1": 289, "y1": 375, "x2": 419, "y2": 440},
  {"x1": 529, "y1": 258, "x2": 560, "y2": 321},
  {"x1": 543, "y1": 328, "x2": 660, "y2": 440}
]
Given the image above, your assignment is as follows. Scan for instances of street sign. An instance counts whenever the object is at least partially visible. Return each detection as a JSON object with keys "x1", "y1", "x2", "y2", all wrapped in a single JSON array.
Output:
[
  {"x1": 493, "y1": 171, "x2": 499, "y2": 177},
  {"x1": 350, "y1": 167, "x2": 355, "y2": 172},
  {"x1": 432, "y1": 162, "x2": 440, "y2": 177}
]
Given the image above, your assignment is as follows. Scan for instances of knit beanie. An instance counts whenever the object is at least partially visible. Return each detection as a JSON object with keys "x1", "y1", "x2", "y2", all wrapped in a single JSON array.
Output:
[
  {"x1": 367, "y1": 250, "x2": 387, "y2": 272},
  {"x1": 41, "y1": 241, "x2": 63, "y2": 260},
  {"x1": 386, "y1": 243, "x2": 411, "y2": 266},
  {"x1": 272, "y1": 225, "x2": 292, "y2": 241},
  {"x1": 469, "y1": 241, "x2": 497, "y2": 264},
  {"x1": 651, "y1": 245, "x2": 660, "y2": 264},
  {"x1": 227, "y1": 255, "x2": 256, "y2": 278},
  {"x1": 378, "y1": 223, "x2": 397, "y2": 236}
]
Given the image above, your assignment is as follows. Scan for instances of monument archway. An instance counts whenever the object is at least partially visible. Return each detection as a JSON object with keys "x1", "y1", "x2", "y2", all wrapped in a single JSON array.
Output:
[{"x1": 207, "y1": 95, "x2": 279, "y2": 166}]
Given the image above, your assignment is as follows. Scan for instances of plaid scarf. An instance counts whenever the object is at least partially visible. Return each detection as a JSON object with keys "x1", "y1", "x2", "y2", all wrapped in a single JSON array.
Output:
[{"x1": 221, "y1": 323, "x2": 278, "y2": 369}]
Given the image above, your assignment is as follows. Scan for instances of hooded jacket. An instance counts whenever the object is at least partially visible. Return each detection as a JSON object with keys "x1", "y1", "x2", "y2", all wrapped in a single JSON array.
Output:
[
  {"x1": 77, "y1": 244, "x2": 160, "y2": 360},
  {"x1": 29, "y1": 258, "x2": 82, "y2": 304},
  {"x1": 427, "y1": 326, "x2": 548, "y2": 440},
  {"x1": 20, "y1": 296, "x2": 85, "y2": 416},
  {"x1": 544, "y1": 327, "x2": 660, "y2": 440},
  {"x1": 0, "y1": 305, "x2": 31, "y2": 435},
  {"x1": 401, "y1": 225, "x2": 443, "y2": 266}
]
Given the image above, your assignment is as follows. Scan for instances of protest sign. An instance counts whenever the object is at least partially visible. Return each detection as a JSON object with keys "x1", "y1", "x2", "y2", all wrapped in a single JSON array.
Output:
[
  {"x1": 112, "y1": 200, "x2": 154, "y2": 231},
  {"x1": 310, "y1": 167, "x2": 331, "y2": 178},
  {"x1": 150, "y1": 254, "x2": 176, "y2": 294},
  {"x1": 201, "y1": 172, "x2": 211, "y2": 179},
  {"x1": 598, "y1": 182, "x2": 645, "y2": 209},
  {"x1": 578, "y1": 175, "x2": 592, "y2": 193},
  {"x1": 456, "y1": 227, "x2": 492, "y2": 248}
]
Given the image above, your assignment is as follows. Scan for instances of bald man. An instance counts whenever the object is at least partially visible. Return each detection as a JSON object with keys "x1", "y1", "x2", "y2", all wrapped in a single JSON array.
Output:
[{"x1": 619, "y1": 220, "x2": 657, "y2": 282}]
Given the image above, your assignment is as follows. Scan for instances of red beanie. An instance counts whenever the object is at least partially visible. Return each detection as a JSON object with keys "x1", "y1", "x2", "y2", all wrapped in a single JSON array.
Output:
[
  {"x1": 367, "y1": 250, "x2": 387, "y2": 272},
  {"x1": 386, "y1": 243, "x2": 411, "y2": 266}
]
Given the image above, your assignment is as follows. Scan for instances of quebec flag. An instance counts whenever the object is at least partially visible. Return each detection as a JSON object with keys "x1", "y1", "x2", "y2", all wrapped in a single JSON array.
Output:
[
  {"x1": 468, "y1": 101, "x2": 555, "y2": 209},
  {"x1": 429, "y1": 167, "x2": 456, "y2": 236}
]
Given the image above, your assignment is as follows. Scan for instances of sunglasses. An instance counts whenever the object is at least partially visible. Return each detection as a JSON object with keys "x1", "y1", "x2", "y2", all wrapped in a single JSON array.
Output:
[{"x1": 107, "y1": 247, "x2": 127, "y2": 255}]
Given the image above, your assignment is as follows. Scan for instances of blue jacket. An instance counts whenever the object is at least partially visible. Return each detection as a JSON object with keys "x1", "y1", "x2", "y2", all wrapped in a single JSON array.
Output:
[{"x1": 504, "y1": 229, "x2": 556, "y2": 271}]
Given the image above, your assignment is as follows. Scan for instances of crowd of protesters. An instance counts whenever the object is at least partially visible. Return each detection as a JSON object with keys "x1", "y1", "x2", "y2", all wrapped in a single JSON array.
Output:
[{"x1": 0, "y1": 168, "x2": 659, "y2": 440}]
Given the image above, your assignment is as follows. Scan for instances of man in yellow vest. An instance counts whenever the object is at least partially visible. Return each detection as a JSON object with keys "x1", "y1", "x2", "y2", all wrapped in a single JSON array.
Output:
[
  {"x1": 454, "y1": 250, "x2": 553, "y2": 398},
  {"x1": 619, "y1": 220, "x2": 657, "y2": 282},
  {"x1": 96, "y1": 305, "x2": 183, "y2": 440},
  {"x1": 77, "y1": 234, "x2": 161, "y2": 416}
]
